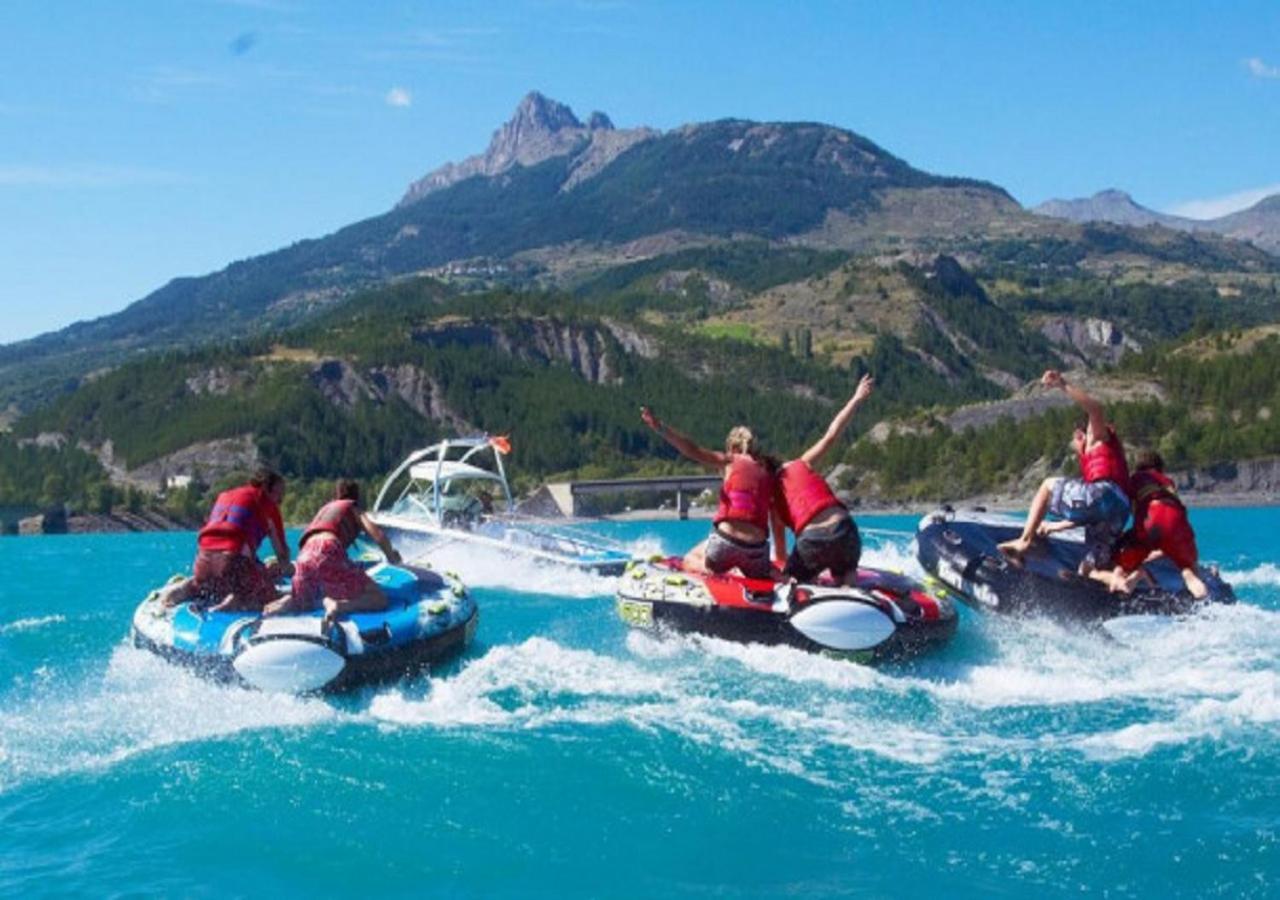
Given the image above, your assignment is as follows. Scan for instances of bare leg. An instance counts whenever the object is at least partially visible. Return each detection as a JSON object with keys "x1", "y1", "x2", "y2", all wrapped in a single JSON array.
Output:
[
  {"x1": 1036, "y1": 519, "x2": 1079, "y2": 538},
  {"x1": 682, "y1": 538, "x2": 709, "y2": 574},
  {"x1": 1182, "y1": 568, "x2": 1209, "y2": 599},
  {"x1": 321, "y1": 582, "x2": 388, "y2": 631},
  {"x1": 999, "y1": 479, "x2": 1056, "y2": 558},
  {"x1": 263, "y1": 594, "x2": 308, "y2": 617}
]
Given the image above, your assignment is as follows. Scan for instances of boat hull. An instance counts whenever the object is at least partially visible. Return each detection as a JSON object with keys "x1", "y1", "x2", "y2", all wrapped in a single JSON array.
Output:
[{"x1": 376, "y1": 516, "x2": 630, "y2": 576}]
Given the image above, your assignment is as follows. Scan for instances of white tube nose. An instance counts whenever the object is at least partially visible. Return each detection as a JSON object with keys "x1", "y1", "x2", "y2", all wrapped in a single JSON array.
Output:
[
  {"x1": 789, "y1": 599, "x2": 896, "y2": 652},
  {"x1": 233, "y1": 639, "x2": 346, "y2": 693}
]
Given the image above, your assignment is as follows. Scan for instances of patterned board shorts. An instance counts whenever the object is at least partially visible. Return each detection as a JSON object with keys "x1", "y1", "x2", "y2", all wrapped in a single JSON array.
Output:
[
  {"x1": 192, "y1": 550, "x2": 278, "y2": 607},
  {"x1": 705, "y1": 528, "x2": 773, "y2": 579},
  {"x1": 1048, "y1": 478, "x2": 1132, "y2": 568},
  {"x1": 290, "y1": 536, "x2": 375, "y2": 610}
]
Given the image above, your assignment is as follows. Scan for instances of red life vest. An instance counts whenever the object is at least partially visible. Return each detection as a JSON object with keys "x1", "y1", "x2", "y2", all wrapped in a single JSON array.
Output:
[
  {"x1": 1078, "y1": 426, "x2": 1130, "y2": 494},
  {"x1": 1130, "y1": 469, "x2": 1183, "y2": 520},
  {"x1": 774, "y1": 460, "x2": 845, "y2": 533},
  {"x1": 713, "y1": 455, "x2": 773, "y2": 531},
  {"x1": 301, "y1": 499, "x2": 361, "y2": 549},
  {"x1": 197, "y1": 485, "x2": 277, "y2": 554},
  {"x1": 1118, "y1": 469, "x2": 1197, "y2": 571}
]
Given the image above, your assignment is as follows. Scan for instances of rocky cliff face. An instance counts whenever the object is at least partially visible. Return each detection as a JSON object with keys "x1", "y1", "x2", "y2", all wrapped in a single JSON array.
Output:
[
  {"x1": 1039, "y1": 316, "x2": 1141, "y2": 367},
  {"x1": 398, "y1": 92, "x2": 656, "y2": 206},
  {"x1": 1179, "y1": 457, "x2": 1280, "y2": 500},
  {"x1": 308, "y1": 359, "x2": 471, "y2": 430}
]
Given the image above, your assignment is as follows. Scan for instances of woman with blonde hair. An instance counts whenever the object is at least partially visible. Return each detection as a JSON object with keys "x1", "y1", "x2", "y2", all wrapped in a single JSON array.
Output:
[{"x1": 640, "y1": 409, "x2": 776, "y2": 578}]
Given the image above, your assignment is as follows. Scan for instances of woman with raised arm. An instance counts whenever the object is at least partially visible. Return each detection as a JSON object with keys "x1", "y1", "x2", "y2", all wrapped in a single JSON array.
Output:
[
  {"x1": 640, "y1": 409, "x2": 776, "y2": 578},
  {"x1": 770, "y1": 374, "x2": 874, "y2": 586}
]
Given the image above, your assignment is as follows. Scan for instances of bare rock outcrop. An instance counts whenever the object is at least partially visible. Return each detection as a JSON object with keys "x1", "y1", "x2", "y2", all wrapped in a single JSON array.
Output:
[
  {"x1": 1039, "y1": 316, "x2": 1141, "y2": 367},
  {"x1": 399, "y1": 92, "x2": 656, "y2": 206},
  {"x1": 129, "y1": 435, "x2": 261, "y2": 488},
  {"x1": 185, "y1": 366, "x2": 243, "y2": 396},
  {"x1": 368, "y1": 364, "x2": 471, "y2": 432},
  {"x1": 1178, "y1": 457, "x2": 1280, "y2": 500}
]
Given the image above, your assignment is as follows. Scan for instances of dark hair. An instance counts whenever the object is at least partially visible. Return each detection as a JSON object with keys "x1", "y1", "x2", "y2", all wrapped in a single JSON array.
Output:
[
  {"x1": 335, "y1": 479, "x2": 361, "y2": 502},
  {"x1": 1134, "y1": 449, "x2": 1164, "y2": 473},
  {"x1": 250, "y1": 466, "x2": 284, "y2": 492},
  {"x1": 760, "y1": 453, "x2": 782, "y2": 476}
]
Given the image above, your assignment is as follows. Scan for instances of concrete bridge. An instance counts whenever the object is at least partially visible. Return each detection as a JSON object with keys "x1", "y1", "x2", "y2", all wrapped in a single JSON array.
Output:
[{"x1": 520, "y1": 475, "x2": 722, "y2": 519}]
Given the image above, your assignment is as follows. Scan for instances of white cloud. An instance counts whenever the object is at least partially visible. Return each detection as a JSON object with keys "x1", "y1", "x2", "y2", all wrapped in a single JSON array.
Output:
[
  {"x1": 1244, "y1": 57, "x2": 1280, "y2": 79},
  {"x1": 0, "y1": 165, "x2": 190, "y2": 188},
  {"x1": 1168, "y1": 183, "x2": 1280, "y2": 220},
  {"x1": 386, "y1": 86, "x2": 413, "y2": 108}
]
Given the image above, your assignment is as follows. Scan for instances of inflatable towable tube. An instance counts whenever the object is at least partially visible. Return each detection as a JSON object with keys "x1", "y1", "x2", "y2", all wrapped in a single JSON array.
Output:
[
  {"x1": 914, "y1": 508, "x2": 1235, "y2": 621},
  {"x1": 615, "y1": 557, "x2": 957, "y2": 662},
  {"x1": 132, "y1": 563, "x2": 477, "y2": 693}
]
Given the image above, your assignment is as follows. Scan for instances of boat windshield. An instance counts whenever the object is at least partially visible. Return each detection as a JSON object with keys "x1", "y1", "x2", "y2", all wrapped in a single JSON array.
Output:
[{"x1": 375, "y1": 439, "x2": 516, "y2": 523}]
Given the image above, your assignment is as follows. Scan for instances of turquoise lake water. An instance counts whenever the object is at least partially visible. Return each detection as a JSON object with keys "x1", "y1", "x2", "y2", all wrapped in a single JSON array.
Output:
[{"x1": 1, "y1": 510, "x2": 1278, "y2": 897}]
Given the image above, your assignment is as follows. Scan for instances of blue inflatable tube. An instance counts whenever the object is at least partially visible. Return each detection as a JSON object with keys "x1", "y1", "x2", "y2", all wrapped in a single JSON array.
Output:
[{"x1": 131, "y1": 563, "x2": 477, "y2": 693}]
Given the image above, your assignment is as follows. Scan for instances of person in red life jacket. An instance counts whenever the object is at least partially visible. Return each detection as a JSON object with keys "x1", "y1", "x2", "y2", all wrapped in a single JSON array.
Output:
[
  {"x1": 264, "y1": 479, "x2": 403, "y2": 630},
  {"x1": 770, "y1": 373, "x2": 874, "y2": 586},
  {"x1": 1090, "y1": 450, "x2": 1208, "y2": 599},
  {"x1": 158, "y1": 467, "x2": 292, "y2": 611},
  {"x1": 640, "y1": 409, "x2": 777, "y2": 579},
  {"x1": 999, "y1": 370, "x2": 1132, "y2": 573}
]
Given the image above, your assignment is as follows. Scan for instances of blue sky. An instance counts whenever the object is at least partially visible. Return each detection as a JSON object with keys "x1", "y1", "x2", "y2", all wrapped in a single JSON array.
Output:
[{"x1": 1, "y1": 0, "x2": 1277, "y2": 343}]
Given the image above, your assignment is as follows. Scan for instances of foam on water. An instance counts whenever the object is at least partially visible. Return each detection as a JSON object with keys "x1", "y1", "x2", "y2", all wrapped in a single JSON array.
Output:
[
  {"x1": 391, "y1": 530, "x2": 658, "y2": 598},
  {"x1": 368, "y1": 530, "x2": 1280, "y2": 780},
  {"x1": 0, "y1": 644, "x2": 340, "y2": 791},
  {"x1": 0, "y1": 614, "x2": 66, "y2": 635},
  {"x1": 1223, "y1": 561, "x2": 1280, "y2": 587}
]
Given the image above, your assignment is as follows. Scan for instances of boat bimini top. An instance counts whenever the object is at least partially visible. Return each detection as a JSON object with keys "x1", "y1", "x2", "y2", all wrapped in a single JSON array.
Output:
[{"x1": 374, "y1": 435, "x2": 515, "y2": 524}]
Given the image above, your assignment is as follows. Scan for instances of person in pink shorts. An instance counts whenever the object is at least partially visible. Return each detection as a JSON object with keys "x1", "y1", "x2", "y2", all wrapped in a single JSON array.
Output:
[{"x1": 265, "y1": 479, "x2": 402, "y2": 630}]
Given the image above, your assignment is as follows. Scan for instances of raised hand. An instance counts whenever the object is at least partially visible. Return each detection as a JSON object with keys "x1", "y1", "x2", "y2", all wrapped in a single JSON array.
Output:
[
  {"x1": 853, "y1": 373, "x2": 875, "y2": 404},
  {"x1": 1041, "y1": 369, "x2": 1066, "y2": 390},
  {"x1": 640, "y1": 406, "x2": 661, "y2": 431}
]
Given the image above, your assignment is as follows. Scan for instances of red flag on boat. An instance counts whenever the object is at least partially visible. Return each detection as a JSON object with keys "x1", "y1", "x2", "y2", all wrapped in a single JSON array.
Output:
[{"x1": 489, "y1": 435, "x2": 512, "y2": 455}]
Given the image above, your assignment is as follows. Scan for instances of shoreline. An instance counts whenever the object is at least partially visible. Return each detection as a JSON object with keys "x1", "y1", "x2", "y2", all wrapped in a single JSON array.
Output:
[
  {"x1": 5, "y1": 490, "x2": 1277, "y2": 536},
  {"x1": 597, "y1": 489, "x2": 1280, "y2": 521}
]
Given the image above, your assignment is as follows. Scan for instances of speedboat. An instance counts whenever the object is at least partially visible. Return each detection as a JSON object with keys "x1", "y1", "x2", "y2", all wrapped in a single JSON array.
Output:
[
  {"x1": 615, "y1": 557, "x2": 957, "y2": 661},
  {"x1": 132, "y1": 563, "x2": 477, "y2": 693},
  {"x1": 914, "y1": 507, "x2": 1235, "y2": 622},
  {"x1": 370, "y1": 436, "x2": 631, "y2": 575}
]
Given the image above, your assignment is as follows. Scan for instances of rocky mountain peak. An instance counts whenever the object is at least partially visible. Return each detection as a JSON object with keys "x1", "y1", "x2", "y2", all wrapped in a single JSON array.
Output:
[
  {"x1": 398, "y1": 91, "x2": 632, "y2": 207},
  {"x1": 1092, "y1": 188, "x2": 1136, "y2": 204},
  {"x1": 1032, "y1": 188, "x2": 1182, "y2": 228},
  {"x1": 508, "y1": 91, "x2": 583, "y2": 136}
]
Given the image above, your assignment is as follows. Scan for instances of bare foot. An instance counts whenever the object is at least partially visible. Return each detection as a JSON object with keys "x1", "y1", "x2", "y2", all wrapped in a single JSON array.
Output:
[{"x1": 321, "y1": 597, "x2": 339, "y2": 633}]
